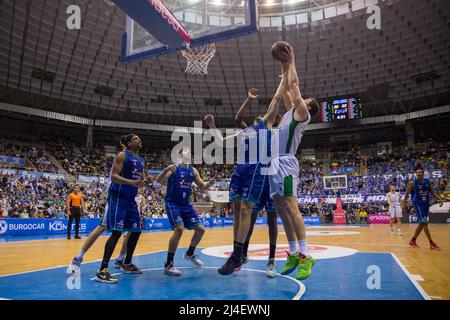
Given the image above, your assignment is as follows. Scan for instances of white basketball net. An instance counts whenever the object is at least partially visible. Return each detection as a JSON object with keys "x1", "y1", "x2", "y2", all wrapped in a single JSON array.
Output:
[{"x1": 181, "y1": 43, "x2": 216, "y2": 75}]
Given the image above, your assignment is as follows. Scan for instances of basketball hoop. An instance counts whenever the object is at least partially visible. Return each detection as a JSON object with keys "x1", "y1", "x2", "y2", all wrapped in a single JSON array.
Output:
[{"x1": 181, "y1": 43, "x2": 216, "y2": 75}]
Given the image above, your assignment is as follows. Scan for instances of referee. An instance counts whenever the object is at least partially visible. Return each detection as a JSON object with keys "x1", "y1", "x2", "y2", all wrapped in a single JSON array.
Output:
[{"x1": 66, "y1": 185, "x2": 85, "y2": 239}]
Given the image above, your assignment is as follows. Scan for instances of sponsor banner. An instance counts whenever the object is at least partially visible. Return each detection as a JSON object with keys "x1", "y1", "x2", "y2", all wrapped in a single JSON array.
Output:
[
  {"x1": 208, "y1": 191, "x2": 229, "y2": 203},
  {"x1": 0, "y1": 216, "x2": 321, "y2": 236},
  {"x1": 0, "y1": 155, "x2": 26, "y2": 165},
  {"x1": 17, "y1": 170, "x2": 65, "y2": 180},
  {"x1": 447, "y1": 218, "x2": 450, "y2": 224},
  {"x1": 0, "y1": 218, "x2": 97, "y2": 236},
  {"x1": 368, "y1": 213, "x2": 390, "y2": 224},
  {"x1": 148, "y1": 169, "x2": 163, "y2": 175},
  {"x1": 298, "y1": 194, "x2": 403, "y2": 204},
  {"x1": 303, "y1": 216, "x2": 321, "y2": 225},
  {"x1": 99, "y1": 176, "x2": 111, "y2": 184},
  {"x1": 0, "y1": 168, "x2": 17, "y2": 174},
  {"x1": 368, "y1": 169, "x2": 446, "y2": 181},
  {"x1": 78, "y1": 175, "x2": 100, "y2": 183},
  {"x1": 330, "y1": 166, "x2": 358, "y2": 174}
]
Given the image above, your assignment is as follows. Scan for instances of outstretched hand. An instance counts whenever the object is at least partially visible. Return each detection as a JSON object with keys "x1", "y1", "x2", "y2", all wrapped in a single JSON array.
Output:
[
  {"x1": 248, "y1": 88, "x2": 258, "y2": 100},
  {"x1": 204, "y1": 114, "x2": 215, "y2": 128}
]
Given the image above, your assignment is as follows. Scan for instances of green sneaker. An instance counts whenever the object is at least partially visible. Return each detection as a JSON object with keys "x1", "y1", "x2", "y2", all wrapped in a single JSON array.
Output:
[
  {"x1": 296, "y1": 255, "x2": 315, "y2": 280},
  {"x1": 280, "y1": 252, "x2": 300, "y2": 275}
]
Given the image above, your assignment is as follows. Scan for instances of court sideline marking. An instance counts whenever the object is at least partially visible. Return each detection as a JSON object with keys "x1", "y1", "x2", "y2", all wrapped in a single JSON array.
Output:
[{"x1": 390, "y1": 253, "x2": 430, "y2": 300}]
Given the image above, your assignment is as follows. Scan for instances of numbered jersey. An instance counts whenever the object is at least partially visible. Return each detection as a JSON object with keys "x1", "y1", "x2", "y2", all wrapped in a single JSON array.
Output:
[
  {"x1": 165, "y1": 164, "x2": 195, "y2": 207},
  {"x1": 108, "y1": 149, "x2": 144, "y2": 200},
  {"x1": 387, "y1": 192, "x2": 401, "y2": 206},
  {"x1": 236, "y1": 119, "x2": 270, "y2": 165},
  {"x1": 411, "y1": 178, "x2": 431, "y2": 206}
]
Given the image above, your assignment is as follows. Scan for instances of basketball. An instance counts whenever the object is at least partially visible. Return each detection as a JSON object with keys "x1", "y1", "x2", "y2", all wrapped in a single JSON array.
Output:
[{"x1": 271, "y1": 40, "x2": 291, "y2": 62}]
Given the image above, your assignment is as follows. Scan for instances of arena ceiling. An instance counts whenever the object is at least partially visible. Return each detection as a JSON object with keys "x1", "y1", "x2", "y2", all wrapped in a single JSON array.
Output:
[{"x1": 0, "y1": 0, "x2": 449, "y2": 127}]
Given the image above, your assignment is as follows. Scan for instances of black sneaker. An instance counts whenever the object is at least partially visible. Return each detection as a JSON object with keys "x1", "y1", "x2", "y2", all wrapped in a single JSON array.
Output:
[
  {"x1": 218, "y1": 255, "x2": 242, "y2": 276},
  {"x1": 121, "y1": 263, "x2": 143, "y2": 274},
  {"x1": 75, "y1": 235, "x2": 81, "y2": 239},
  {"x1": 95, "y1": 268, "x2": 118, "y2": 284}
]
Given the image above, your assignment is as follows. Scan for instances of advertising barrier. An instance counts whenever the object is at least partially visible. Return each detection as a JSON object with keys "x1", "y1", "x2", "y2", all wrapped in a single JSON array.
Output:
[
  {"x1": 368, "y1": 213, "x2": 390, "y2": 224},
  {"x1": 0, "y1": 216, "x2": 322, "y2": 237},
  {"x1": 0, "y1": 155, "x2": 26, "y2": 166}
]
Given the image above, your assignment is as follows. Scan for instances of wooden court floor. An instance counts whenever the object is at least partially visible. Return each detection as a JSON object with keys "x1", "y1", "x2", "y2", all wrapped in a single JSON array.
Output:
[{"x1": 0, "y1": 224, "x2": 449, "y2": 300}]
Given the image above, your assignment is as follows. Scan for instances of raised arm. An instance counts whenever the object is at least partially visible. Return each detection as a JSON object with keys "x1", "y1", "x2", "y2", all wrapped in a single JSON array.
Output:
[
  {"x1": 285, "y1": 47, "x2": 309, "y2": 122},
  {"x1": 156, "y1": 164, "x2": 177, "y2": 186},
  {"x1": 234, "y1": 88, "x2": 258, "y2": 129},
  {"x1": 193, "y1": 168, "x2": 215, "y2": 192},
  {"x1": 262, "y1": 74, "x2": 288, "y2": 128},
  {"x1": 204, "y1": 114, "x2": 242, "y2": 145}
]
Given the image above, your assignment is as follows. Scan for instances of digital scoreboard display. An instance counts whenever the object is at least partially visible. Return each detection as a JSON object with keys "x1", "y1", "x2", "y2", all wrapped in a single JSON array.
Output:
[{"x1": 320, "y1": 97, "x2": 363, "y2": 123}]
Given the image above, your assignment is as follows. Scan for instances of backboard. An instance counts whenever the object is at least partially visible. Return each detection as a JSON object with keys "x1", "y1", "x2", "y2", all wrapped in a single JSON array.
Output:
[{"x1": 113, "y1": 0, "x2": 258, "y2": 63}]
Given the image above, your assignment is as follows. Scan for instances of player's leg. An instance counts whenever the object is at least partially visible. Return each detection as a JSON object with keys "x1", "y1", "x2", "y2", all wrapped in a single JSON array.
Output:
[
  {"x1": 96, "y1": 230, "x2": 122, "y2": 283},
  {"x1": 220, "y1": 199, "x2": 255, "y2": 275},
  {"x1": 120, "y1": 202, "x2": 143, "y2": 273},
  {"x1": 184, "y1": 214, "x2": 206, "y2": 268},
  {"x1": 422, "y1": 223, "x2": 441, "y2": 251},
  {"x1": 95, "y1": 195, "x2": 126, "y2": 283},
  {"x1": 67, "y1": 225, "x2": 106, "y2": 274},
  {"x1": 232, "y1": 200, "x2": 241, "y2": 242},
  {"x1": 165, "y1": 201, "x2": 184, "y2": 276},
  {"x1": 183, "y1": 206, "x2": 205, "y2": 267},
  {"x1": 410, "y1": 205, "x2": 426, "y2": 248},
  {"x1": 74, "y1": 207, "x2": 81, "y2": 239},
  {"x1": 266, "y1": 209, "x2": 278, "y2": 278},
  {"x1": 67, "y1": 210, "x2": 74, "y2": 239},
  {"x1": 389, "y1": 206, "x2": 395, "y2": 235},
  {"x1": 242, "y1": 211, "x2": 258, "y2": 263},
  {"x1": 274, "y1": 196, "x2": 299, "y2": 275},
  {"x1": 114, "y1": 232, "x2": 130, "y2": 268},
  {"x1": 396, "y1": 206, "x2": 402, "y2": 236}
]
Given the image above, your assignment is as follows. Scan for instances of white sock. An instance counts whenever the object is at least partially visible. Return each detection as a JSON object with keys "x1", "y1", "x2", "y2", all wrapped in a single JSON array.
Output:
[
  {"x1": 298, "y1": 240, "x2": 309, "y2": 257},
  {"x1": 288, "y1": 241, "x2": 298, "y2": 254}
]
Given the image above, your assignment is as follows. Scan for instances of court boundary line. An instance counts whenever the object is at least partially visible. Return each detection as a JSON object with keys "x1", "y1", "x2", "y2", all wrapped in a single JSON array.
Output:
[
  {"x1": 0, "y1": 250, "x2": 165, "y2": 278},
  {"x1": 93, "y1": 266, "x2": 306, "y2": 300},
  {"x1": 390, "y1": 253, "x2": 431, "y2": 300}
]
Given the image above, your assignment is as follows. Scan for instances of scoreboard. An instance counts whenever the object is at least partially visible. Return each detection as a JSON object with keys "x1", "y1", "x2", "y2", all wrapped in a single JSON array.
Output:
[{"x1": 320, "y1": 97, "x2": 363, "y2": 123}]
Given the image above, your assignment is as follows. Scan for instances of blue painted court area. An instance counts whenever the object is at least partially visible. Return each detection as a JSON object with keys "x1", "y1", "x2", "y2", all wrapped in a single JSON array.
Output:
[{"x1": 0, "y1": 250, "x2": 427, "y2": 300}]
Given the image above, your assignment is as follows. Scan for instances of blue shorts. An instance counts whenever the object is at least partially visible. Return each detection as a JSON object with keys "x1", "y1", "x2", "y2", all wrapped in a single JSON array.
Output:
[
  {"x1": 229, "y1": 164, "x2": 267, "y2": 204},
  {"x1": 101, "y1": 194, "x2": 142, "y2": 232},
  {"x1": 413, "y1": 203, "x2": 430, "y2": 223},
  {"x1": 253, "y1": 178, "x2": 275, "y2": 214},
  {"x1": 165, "y1": 201, "x2": 202, "y2": 230}
]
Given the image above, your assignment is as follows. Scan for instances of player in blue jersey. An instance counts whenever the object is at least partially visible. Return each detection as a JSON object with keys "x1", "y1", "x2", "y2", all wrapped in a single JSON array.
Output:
[
  {"x1": 233, "y1": 88, "x2": 280, "y2": 278},
  {"x1": 67, "y1": 136, "x2": 136, "y2": 275},
  {"x1": 156, "y1": 147, "x2": 215, "y2": 276},
  {"x1": 204, "y1": 74, "x2": 288, "y2": 275},
  {"x1": 95, "y1": 134, "x2": 147, "y2": 284},
  {"x1": 402, "y1": 166, "x2": 443, "y2": 250}
]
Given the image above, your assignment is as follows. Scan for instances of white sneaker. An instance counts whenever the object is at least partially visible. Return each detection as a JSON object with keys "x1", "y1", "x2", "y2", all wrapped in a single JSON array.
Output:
[
  {"x1": 164, "y1": 263, "x2": 182, "y2": 276},
  {"x1": 184, "y1": 253, "x2": 204, "y2": 268},
  {"x1": 66, "y1": 257, "x2": 82, "y2": 274},
  {"x1": 266, "y1": 259, "x2": 276, "y2": 278},
  {"x1": 398, "y1": 229, "x2": 402, "y2": 236}
]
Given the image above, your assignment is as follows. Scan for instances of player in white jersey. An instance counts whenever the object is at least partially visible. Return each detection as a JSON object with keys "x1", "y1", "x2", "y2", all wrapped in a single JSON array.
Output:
[
  {"x1": 114, "y1": 190, "x2": 147, "y2": 267},
  {"x1": 270, "y1": 46, "x2": 320, "y2": 280},
  {"x1": 387, "y1": 186, "x2": 402, "y2": 236}
]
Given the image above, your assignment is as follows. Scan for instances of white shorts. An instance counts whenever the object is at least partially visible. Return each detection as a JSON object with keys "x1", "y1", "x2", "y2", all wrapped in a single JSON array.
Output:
[
  {"x1": 389, "y1": 206, "x2": 403, "y2": 218},
  {"x1": 268, "y1": 155, "x2": 299, "y2": 197}
]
